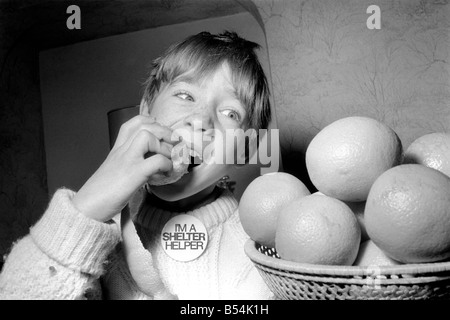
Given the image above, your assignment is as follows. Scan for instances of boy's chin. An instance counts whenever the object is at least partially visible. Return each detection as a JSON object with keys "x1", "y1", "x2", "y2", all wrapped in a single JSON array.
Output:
[{"x1": 148, "y1": 162, "x2": 230, "y2": 202}]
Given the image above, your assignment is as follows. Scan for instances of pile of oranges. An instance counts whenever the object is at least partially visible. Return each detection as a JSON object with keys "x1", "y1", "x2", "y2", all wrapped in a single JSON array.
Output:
[{"x1": 239, "y1": 116, "x2": 450, "y2": 267}]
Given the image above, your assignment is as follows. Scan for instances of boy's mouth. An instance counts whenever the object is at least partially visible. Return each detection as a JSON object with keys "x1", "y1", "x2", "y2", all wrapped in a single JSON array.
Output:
[{"x1": 187, "y1": 149, "x2": 202, "y2": 173}]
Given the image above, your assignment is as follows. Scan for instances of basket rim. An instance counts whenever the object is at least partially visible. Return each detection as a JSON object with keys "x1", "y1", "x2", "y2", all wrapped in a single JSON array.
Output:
[{"x1": 244, "y1": 239, "x2": 450, "y2": 277}]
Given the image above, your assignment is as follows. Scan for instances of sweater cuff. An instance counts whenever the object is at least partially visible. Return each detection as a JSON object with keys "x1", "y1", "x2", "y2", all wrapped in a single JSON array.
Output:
[{"x1": 30, "y1": 188, "x2": 121, "y2": 277}]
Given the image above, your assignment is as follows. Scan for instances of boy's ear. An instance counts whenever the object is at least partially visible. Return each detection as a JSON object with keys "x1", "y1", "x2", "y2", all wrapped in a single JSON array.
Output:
[{"x1": 139, "y1": 99, "x2": 151, "y2": 116}]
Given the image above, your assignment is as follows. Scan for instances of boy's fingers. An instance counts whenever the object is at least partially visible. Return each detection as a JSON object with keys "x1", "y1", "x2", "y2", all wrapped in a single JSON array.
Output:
[
  {"x1": 114, "y1": 115, "x2": 157, "y2": 148},
  {"x1": 148, "y1": 124, "x2": 178, "y2": 144},
  {"x1": 117, "y1": 123, "x2": 178, "y2": 154},
  {"x1": 140, "y1": 154, "x2": 173, "y2": 178},
  {"x1": 144, "y1": 141, "x2": 173, "y2": 160},
  {"x1": 159, "y1": 141, "x2": 174, "y2": 158},
  {"x1": 128, "y1": 129, "x2": 172, "y2": 159},
  {"x1": 126, "y1": 124, "x2": 177, "y2": 154}
]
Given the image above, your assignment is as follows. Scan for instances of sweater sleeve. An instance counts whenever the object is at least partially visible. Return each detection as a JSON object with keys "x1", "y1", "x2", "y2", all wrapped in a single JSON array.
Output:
[{"x1": 0, "y1": 188, "x2": 121, "y2": 300}]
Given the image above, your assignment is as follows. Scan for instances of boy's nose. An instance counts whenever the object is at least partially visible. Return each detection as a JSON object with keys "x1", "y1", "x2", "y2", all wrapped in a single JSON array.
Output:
[
  {"x1": 180, "y1": 111, "x2": 215, "y2": 155},
  {"x1": 183, "y1": 111, "x2": 214, "y2": 132}
]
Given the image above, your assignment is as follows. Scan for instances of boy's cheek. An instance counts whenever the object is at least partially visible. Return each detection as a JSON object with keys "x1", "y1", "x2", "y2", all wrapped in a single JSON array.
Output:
[
  {"x1": 204, "y1": 137, "x2": 245, "y2": 165},
  {"x1": 149, "y1": 111, "x2": 182, "y2": 129},
  {"x1": 202, "y1": 142, "x2": 218, "y2": 165}
]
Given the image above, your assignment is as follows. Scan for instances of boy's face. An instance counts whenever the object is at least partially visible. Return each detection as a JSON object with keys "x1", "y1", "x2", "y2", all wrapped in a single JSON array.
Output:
[{"x1": 141, "y1": 63, "x2": 249, "y2": 201}]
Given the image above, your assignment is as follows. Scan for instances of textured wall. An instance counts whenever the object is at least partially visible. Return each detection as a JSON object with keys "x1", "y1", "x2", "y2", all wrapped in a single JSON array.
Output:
[{"x1": 255, "y1": 0, "x2": 450, "y2": 187}]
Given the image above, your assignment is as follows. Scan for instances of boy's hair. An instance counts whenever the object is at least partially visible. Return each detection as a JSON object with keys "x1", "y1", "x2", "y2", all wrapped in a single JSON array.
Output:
[{"x1": 141, "y1": 31, "x2": 271, "y2": 130}]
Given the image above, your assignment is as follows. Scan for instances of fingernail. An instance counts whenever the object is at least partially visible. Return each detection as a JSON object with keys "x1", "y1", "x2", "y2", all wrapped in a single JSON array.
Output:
[{"x1": 171, "y1": 132, "x2": 182, "y2": 143}]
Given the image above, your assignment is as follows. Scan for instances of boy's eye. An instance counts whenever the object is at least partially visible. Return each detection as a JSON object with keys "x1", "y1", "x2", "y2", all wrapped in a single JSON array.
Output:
[
  {"x1": 221, "y1": 109, "x2": 241, "y2": 122},
  {"x1": 175, "y1": 91, "x2": 194, "y2": 101}
]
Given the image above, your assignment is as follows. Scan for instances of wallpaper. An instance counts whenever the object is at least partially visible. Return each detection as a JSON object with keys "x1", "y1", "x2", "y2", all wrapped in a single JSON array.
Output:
[{"x1": 255, "y1": 0, "x2": 450, "y2": 187}]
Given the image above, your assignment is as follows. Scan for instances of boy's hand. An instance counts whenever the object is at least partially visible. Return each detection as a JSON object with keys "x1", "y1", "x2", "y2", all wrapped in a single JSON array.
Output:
[{"x1": 72, "y1": 115, "x2": 178, "y2": 222}]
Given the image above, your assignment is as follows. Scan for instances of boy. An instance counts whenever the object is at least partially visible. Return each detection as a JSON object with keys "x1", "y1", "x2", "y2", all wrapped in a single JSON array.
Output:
[{"x1": 0, "y1": 31, "x2": 273, "y2": 299}]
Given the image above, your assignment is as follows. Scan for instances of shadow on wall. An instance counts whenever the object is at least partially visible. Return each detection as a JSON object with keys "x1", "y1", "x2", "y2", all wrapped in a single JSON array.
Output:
[{"x1": 281, "y1": 148, "x2": 316, "y2": 193}]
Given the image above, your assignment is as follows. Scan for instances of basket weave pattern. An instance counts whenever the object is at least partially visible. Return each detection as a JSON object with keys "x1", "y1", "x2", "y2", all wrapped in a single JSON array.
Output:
[{"x1": 245, "y1": 240, "x2": 450, "y2": 300}]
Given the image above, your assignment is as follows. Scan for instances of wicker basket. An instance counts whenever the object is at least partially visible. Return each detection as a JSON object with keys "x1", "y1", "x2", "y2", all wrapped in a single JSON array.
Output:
[{"x1": 244, "y1": 239, "x2": 450, "y2": 300}]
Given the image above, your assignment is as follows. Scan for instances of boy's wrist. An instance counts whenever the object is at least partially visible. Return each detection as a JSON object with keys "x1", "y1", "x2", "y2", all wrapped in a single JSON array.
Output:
[
  {"x1": 72, "y1": 184, "x2": 123, "y2": 222},
  {"x1": 71, "y1": 190, "x2": 103, "y2": 222}
]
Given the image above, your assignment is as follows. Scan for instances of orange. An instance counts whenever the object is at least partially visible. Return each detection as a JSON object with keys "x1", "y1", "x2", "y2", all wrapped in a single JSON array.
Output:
[
  {"x1": 353, "y1": 240, "x2": 400, "y2": 267},
  {"x1": 275, "y1": 194, "x2": 361, "y2": 265},
  {"x1": 404, "y1": 132, "x2": 450, "y2": 177},
  {"x1": 313, "y1": 191, "x2": 369, "y2": 242},
  {"x1": 365, "y1": 164, "x2": 450, "y2": 263},
  {"x1": 239, "y1": 172, "x2": 310, "y2": 248},
  {"x1": 305, "y1": 116, "x2": 403, "y2": 202},
  {"x1": 343, "y1": 200, "x2": 369, "y2": 243}
]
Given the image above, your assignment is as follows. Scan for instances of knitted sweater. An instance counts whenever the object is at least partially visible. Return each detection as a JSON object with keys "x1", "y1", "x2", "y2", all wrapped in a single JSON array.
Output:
[{"x1": 0, "y1": 188, "x2": 273, "y2": 300}]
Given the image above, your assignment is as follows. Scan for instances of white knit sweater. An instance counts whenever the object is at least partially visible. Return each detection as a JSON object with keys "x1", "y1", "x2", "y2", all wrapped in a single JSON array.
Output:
[{"x1": 0, "y1": 188, "x2": 273, "y2": 300}]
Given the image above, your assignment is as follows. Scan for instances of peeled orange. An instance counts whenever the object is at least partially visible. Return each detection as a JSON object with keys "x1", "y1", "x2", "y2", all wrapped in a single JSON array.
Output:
[
  {"x1": 365, "y1": 164, "x2": 450, "y2": 263},
  {"x1": 305, "y1": 116, "x2": 403, "y2": 202},
  {"x1": 275, "y1": 194, "x2": 361, "y2": 265},
  {"x1": 239, "y1": 172, "x2": 310, "y2": 248}
]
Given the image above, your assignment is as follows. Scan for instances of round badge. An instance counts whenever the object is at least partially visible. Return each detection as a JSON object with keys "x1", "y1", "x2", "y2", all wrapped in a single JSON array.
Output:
[{"x1": 161, "y1": 214, "x2": 208, "y2": 262}]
